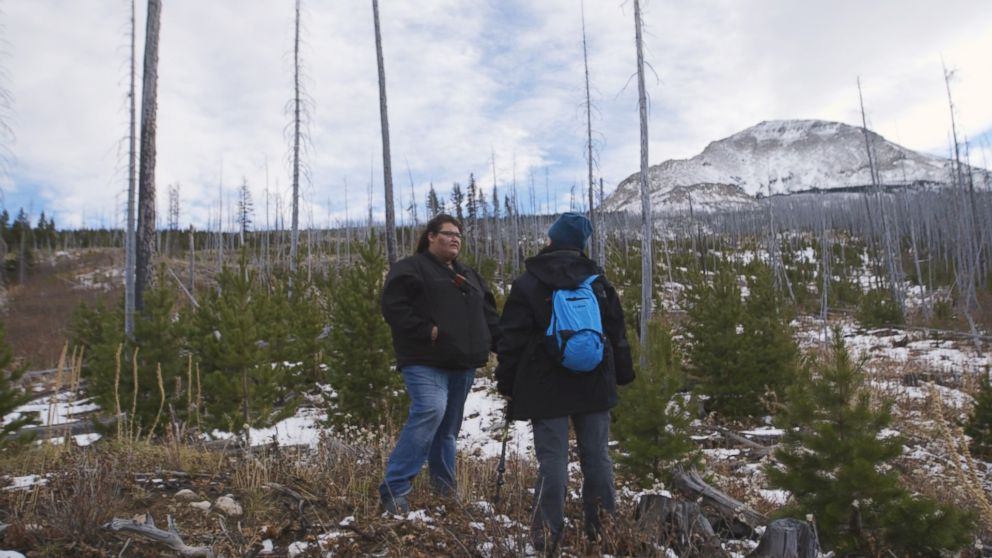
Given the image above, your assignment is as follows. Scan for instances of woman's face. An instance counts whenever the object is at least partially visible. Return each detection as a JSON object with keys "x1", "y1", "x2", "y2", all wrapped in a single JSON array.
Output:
[{"x1": 428, "y1": 222, "x2": 462, "y2": 263}]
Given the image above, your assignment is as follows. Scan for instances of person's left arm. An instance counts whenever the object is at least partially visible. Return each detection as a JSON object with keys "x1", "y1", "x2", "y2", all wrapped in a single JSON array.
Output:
[{"x1": 471, "y1": 270, "x2": 501, "y2": 352}]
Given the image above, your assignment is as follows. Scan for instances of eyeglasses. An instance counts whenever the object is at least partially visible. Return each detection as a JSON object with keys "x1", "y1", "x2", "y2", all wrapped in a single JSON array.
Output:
[{"x1": 437, "y1": 231, "x2": 462, "y2": 239}]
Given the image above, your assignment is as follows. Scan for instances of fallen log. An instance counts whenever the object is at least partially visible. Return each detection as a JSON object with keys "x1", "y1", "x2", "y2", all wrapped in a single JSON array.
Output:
[
  {"x1": 712, "y1": 425, "x2": 775, "y2": 457},
  {"x1": 749, "y1": 518, "x2": 820, "y2": 558},
  {"x1": 105, "y1": 513, "x2": 213, "y2": 557},
  {"x1": 673, "y1": 467, "x2": 767, "y2": 532}
]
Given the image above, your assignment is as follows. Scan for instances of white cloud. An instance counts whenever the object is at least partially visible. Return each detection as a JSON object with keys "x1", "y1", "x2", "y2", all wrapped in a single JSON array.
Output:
[{"x1": 2, "y1": 0, "x2": 991, "y2": 228}]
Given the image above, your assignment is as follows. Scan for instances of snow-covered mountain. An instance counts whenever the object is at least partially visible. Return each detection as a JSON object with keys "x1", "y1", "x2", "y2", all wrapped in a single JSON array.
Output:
[{"x1": 604, "y1": 119, "x2": 957, "y2": 213}]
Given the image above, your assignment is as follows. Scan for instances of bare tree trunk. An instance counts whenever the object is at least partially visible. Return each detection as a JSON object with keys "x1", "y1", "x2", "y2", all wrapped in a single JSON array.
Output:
[
  {"x1": 290, "y1": 0, "x2": 302, "y2": 272},
  {"x1": 124, "y1": 0, "x2": 137, "y2": 337},
  {"x1": 634, "y1": 0, "x2": 653, "y2": 367},
  {"x1": 217, "y1": 163, "x2": 223, "y2": 277},
  {"x1": 858, "y1": 77, "x2": 904, "y2": 319},
  {"x1": 372, "y1": 0, "x2": 398, "y2": 265},
  {"x1": 188, "y1": 225, "x2": 194, "y2": 294},
  {"x1": 135, "y1": 0, "x2": 162, "y2": 312},
  {"x1": 581, "y1": 0, "x2": 597, "y2": 262}
]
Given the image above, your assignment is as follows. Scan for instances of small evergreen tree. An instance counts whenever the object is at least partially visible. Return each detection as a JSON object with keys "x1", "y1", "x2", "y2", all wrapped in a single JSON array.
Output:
[
  {"x1": 605, "y1": 238, "x2": 642, "y2": 333},
  {"x1": 323, "y1": 236, "x2": 405, "y2": 430},
  {"x1": 450, "y1": 182, "x2": 465, "y2": 223},
  {"x1": 0, "y1": 322, "x2": 39, "y2": 448},
  {"x1": 966, "y1": 370, "x2": 992, "y2": 459},
  {"x1": 857, "y1": 288, "x2": 903, "y2": 328},
  {"x1": 767, "y1": 328, "x2": 974, "y2": 555},
  {"x1": 69, "y1": 273, "x2": 188, "y2": 437},
  {"x1": 255, "y1": 270, "x2": 325, "y2": 392},
  {"x1": 739, "y1": 261, "x2": 799, "y2": 415},
  {"x1": 685, "y1": 267, "x2": 746, "y2": 417},
  {"x1": 190, "y1": 261, "x2": 295, "y2": 431},
  {"x1": 426, "y1": 184, "x2": 443, "y2": 216},
  {"x1": 686, "y1": 262, "x2": 799, "y2": 419},
  {"x1": 613, "y1": 320, "x2": 698, "y2": 486}
]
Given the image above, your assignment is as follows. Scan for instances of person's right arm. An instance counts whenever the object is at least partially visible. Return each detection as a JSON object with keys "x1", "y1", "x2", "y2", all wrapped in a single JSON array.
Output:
[{"x1": 381, "y1": 265, "x2": 433, "y2": 342}]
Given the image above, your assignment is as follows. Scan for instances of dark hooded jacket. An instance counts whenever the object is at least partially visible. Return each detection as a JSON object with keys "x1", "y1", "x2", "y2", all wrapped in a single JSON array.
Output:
[
  {"x1": 381, "y1": 251, "x2": 499, "y2": 370},
  {"x1": 494, "y1": 245, "x2": 634, "y2": 420}
]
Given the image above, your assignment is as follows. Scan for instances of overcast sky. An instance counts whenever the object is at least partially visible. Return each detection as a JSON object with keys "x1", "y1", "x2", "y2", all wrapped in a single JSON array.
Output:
[{"x1": 2, "y1": 0, "x2": 991, "y2": 229}]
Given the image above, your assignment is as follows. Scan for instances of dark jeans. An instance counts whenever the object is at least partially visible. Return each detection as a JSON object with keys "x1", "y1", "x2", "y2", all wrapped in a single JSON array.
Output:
[
  {"x1": 531, "y1": 410, "x2": 615, "y2": 549},
  {"x1": 379, "y1": 365, "x2": 475, "y2": 501}
]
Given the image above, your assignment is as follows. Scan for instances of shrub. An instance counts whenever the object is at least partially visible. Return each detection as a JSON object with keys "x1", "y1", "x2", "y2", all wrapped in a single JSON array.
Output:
[
  {"x1": 857, "y1": 288, "x2": 903, "y2": 328},
  {"x1": 69, "y1": 274, "x2": 189, "y2": 438},
  {"x1": 0, "y1": 321, "x2": 39, "y2": 448},
  {"x1": 767, "y1": 328, "x2": 973, "y2": 555},
  {"x1": 966, "y1": 371, "x2": 992, "y2": 459},
  {"x1": 613, "y1": 320, "x2": 698, "y2": 486},
  {"x1": 323, "y1": 237, "x2": 406, "y2": 431}
]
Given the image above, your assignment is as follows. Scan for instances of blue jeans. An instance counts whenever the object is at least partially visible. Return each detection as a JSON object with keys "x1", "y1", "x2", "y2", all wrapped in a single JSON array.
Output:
[
  {"x1": 379, "y1": 365, "x2": 476, "y2": 501},
  {"x1": 531, "y1": 410, "x2": 615, "y2": 549}
]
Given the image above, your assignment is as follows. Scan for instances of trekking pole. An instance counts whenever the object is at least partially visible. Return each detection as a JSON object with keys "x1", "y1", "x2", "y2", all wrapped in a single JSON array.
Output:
[{"x1": 494, "y1": 401, "x2": 512, "y2": 505}]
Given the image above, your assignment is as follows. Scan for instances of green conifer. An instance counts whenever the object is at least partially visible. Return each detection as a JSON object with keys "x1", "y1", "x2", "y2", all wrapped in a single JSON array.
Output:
[
  {"x1": 768, "y1": 328, "x2": 973, "y2": 555},
  {"x1": 685, "y1": 266, "x2": 746, "y2": 417},
  {"x1": 0, "y1": 322, "x2": 39, "y2": 448},
  {"x1": 613, "y1": 321, "x2": 698, "y2": 486},
  {"x1": 191, "y1": 263, "x2": 294, "y2": 431},
  {"x1": 739, "y1": 261, "x2": 799, "y2": 415},
  {"x1": 70, "y1": 274, "x2": 187, "y2": 436},
  {"x1": 323, "y1": 237, "x2": 406, "y2": 430},
  {"x1": 966, "y1": 371, "x2": 992, "y2": 459}
]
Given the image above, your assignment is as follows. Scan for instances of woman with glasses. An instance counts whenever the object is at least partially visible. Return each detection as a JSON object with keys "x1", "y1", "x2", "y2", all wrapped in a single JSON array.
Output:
[{"x1": 378, "y1": 213, "x2": 500, "y2": 514}]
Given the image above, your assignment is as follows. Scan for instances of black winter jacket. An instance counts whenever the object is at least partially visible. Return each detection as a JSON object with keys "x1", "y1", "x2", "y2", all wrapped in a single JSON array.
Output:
[
  {"x1": 381, "y1": 252, "x2": 499, "y2": 370},
  {"x1": 494, "y1": 246, "x2": 634, "y2": 421}
]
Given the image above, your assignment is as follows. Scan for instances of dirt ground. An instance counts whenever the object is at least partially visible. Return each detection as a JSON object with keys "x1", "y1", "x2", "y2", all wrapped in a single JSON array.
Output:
[{"x1": 2, "y1": 249, "x2": 121, "y2": 370}]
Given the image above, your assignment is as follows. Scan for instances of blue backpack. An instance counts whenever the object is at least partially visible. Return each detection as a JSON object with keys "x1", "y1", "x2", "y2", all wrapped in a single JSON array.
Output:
[{"x1": 545, "y1": 274, "x2": 605, "y2": 372}]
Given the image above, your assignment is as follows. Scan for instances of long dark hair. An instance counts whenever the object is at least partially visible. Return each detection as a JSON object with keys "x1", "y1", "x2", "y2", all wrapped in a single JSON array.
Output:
[{"x1": 416, "y1": 214, "x2": 463, "y2": 254}]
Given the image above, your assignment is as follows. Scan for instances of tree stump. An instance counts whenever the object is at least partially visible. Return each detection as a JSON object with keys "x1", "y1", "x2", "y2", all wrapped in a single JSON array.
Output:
[
  {"x1": 749, "y1": 518, "x2": 820, "y2": 558},
  {"x1": 635, "y1": 494, "x2": 729, "y2": 557}
]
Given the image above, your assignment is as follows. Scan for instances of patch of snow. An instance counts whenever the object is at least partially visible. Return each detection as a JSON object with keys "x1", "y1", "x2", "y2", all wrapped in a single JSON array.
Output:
[
  {"x1": 4, "y1": 474, "x2": 47, "y2": 491},
  {"x1": 759, "y1": 489, "x2": 790, "y2": 505},
  {"x1": 405, "y1": 509, "x2": 433, "y2": 523},
  {"x1": 704, "y1": 448, "x2": 741, "y2": 460},
  {"x1": 740, "y1": 427, "x2": 783, "y2": 437},
  {"x1": 287, "y1": 541, "x2": 311, "y2": 557}
]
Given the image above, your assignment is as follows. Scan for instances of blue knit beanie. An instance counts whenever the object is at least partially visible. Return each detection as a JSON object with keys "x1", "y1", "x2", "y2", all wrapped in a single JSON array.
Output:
[{"x1": 548, "y1": 212, "x2": 593, "y2": 249}]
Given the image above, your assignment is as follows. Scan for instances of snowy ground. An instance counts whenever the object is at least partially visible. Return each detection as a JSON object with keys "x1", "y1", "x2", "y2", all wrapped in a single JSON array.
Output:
[{"x1": 2, "y1": 373, "x2": 527, "y2": 458}]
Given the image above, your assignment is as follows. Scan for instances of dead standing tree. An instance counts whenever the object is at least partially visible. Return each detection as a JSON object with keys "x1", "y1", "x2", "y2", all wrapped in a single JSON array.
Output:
[
  {"x1": 288, "y1": 0, "x2": 307, "y2": 273},
  {"x1": 581, "y1": 0, "x2": 599, "y2": 264},
  {"x1": 125, "y1": 0, "x2": 138, "y2": 336},
  {"x1": 858, "y1": 77, "x2": 905, "y2": 320},
  {"x1": 135, "y1": 0, "x2": 162, "y2": 312},
  {"x1": 372, "y1": 0, "x2": 399, "y2": 265},
  {"x1": 633, "y1": 0, "x2": 653, "y2": 367}
]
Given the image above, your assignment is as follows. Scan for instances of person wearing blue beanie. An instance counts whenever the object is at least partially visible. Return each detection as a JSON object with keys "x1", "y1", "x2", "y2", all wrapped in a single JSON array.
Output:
[
  {"x1": 547, "y1": 212, "x2": 593, "y2": 250},
  {"x1": 495, "y1": 210, "x2": 635, "y2": 552}
]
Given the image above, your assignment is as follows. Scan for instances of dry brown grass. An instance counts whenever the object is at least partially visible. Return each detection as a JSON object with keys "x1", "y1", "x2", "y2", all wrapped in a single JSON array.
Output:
[
  {"x1": 2, "y1": 249, "x2": 121, "y2": 369},
  {"x1": 0, "y1": 431, "x2": 684, "y2": 557}
]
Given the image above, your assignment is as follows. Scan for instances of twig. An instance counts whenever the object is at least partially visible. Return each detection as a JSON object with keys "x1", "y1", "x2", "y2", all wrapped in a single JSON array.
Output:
[
  {"x1": 105, "y1": 513, "x2": 213, "y2": 557},
  {"x1": 168, "y1": 266, "x2": 199, "y2": 308},
  {"x1": 711, "y1": 425, "x2": 775, "y2": 457},
  {"x1": 440, "y1": 524, "x2": 474, "y2": 557}
]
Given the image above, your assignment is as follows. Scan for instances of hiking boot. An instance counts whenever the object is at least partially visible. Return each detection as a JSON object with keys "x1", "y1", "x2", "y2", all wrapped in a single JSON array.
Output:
[
  {"x1": 380, "y1": 492, "x2": 409, "y2": 515},
  {"x1": 585, "y1": 521, "x2": 603, "y2": 544}
]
